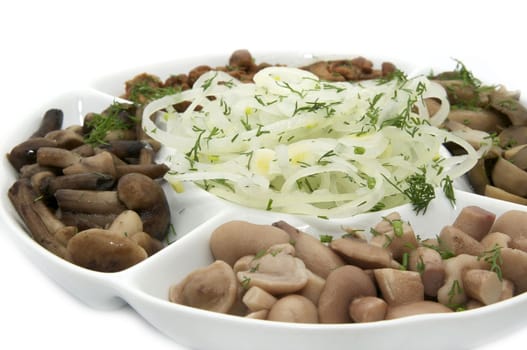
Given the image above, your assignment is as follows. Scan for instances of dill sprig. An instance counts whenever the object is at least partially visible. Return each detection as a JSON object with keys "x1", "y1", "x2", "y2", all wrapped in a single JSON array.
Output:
[{"x1": 84, "y1": 102, "x2": 135, "y2": 146}]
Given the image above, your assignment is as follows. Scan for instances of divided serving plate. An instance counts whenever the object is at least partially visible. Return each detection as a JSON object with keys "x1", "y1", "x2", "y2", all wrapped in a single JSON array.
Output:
[{"x1": 1, "y1": 52, "x2": 526, "y2": 350}]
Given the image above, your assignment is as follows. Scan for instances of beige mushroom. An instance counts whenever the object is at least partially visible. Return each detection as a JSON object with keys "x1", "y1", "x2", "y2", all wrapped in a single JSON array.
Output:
[
  {"x1": 242, "y1": 286, "x2": 277, "y2": 312},
  {"x1": 329, "y1": 238, "x2": 393, "y2": 269},
  {"x1": 437, "y1": 254, "x2": 487, "y2": 308},
  {"x1": 318, "y1": 265, "x2": 377, "y2": 323},
  {"x1": 272, "y1": 220, "x2": 345, "y2": 278},
  {"x1": 438, "y1": 225, "x2": 484, "y2": 256},
  {"x1": 408, "y1": 246, "x2": 445, "y2": 297},
  {"x1": 491, "y1": 210, "x2": 527, "y2": 250},
  {"x1": 236, "y1": 245, "x2": 308, "y2": 295},
  {"x1": 349, "y1": 296, "x2": 387, "y2": 323},
  {"x1": 267, "y1": 295, "x2": 318, "y2": 323},
  {"x1": 369, "y1": 212, "x2": 419, "y2": 261},
  {"x1": 108, "y1": 209, "x2": 143, "y2": 234},
  {"x1": 385, "y1": 301, "x2": 453, "y2": 320},
  {"x1": 245, "y1": 310, "x2": 269, "y2": 320},
  {"x1": 169, "y1": 260, "x2": 238, "y2": 313},
  {"x1": 462, "y1": 269, "x2": 502, "y2": 305},
  {"x1": 500, "y1": 248, "x2": 527, "y2": 294},
  {"x1": 452, "y1": 206, "x2": 496, "y2": 241},
  {"x1": 298, "y1": 269, "x2": 326, "y2": 305},
  {"x1": 210, "y1": 221, "x2": 290, "y2": 266},
  {"x1": 374, "y1": 268, "x2": 424, "y2": 306}
]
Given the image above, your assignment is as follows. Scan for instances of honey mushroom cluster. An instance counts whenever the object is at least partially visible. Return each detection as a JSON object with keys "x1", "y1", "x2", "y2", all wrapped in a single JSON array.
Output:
[
  {"x1": 7, "y1": 105, "x2": 171, "y2": 272},
  {"x1": 169, "y1": 207, "x2": 527, "y2": 323}
]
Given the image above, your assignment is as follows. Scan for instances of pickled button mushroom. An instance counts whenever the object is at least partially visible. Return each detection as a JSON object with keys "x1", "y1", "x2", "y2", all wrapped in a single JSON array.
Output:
[
  {"x1": 267, "y1": 295, "x2": 318, "y2": 323},
  {"x1": 318, "y1": 265, "x2": 376, "y2": 323},
  {"x1": 210, "y1": 221, "x2": 290, "y2": 266},
  {"x1": 169, "y1": 260, "x2": 238, "y2": 313},
  {"x1": 236, "y1": 246, "x2": 309, "y2": 295}
]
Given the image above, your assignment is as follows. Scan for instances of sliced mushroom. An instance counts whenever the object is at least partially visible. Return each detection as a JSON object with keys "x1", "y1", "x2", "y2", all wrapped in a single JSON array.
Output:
[
  {"x1": 374, "y1": 268, "x2": 424, "y2": 305},
  {"x1": 272, "y1": 220, "x2": 345, "y2": 278},
  {"x1": 168, "y1": 260, "x2": 238, "y2": 313}
]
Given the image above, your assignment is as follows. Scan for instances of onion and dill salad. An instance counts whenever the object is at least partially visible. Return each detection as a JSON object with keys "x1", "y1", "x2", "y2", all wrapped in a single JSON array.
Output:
[{"x1": 142, "y1": 66, "x2": 490, "y2": 217}]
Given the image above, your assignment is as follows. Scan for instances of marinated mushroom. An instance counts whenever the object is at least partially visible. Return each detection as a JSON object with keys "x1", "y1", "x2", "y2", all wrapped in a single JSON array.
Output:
[
  {"x1": 209, "y1": 221, "x2": 290, "y2": 266},
  {"x1": 385, "y1": 301, "x2": 453, "y2": 320},
  {"x1": 318, "y1": 265, "x2": 377, "y2": 323},
  {"x1": 67, "y1": 228, "x2": 148, "y2": 272},
  {"x1": 267, "y1": 295, "x2": 318, "y2": 323},
  {"x1": 272, "y1": 220, "x2": 345, "y2": 278},
  {"x1": 349, "y1": 296, "x2": 388, "y2": 323},
  {"x1": 236, "y1": 245, "x2": 309, "y2": 295},
  {"x1": 169, "y1": 260, "x2": 238, "y2": 313}
]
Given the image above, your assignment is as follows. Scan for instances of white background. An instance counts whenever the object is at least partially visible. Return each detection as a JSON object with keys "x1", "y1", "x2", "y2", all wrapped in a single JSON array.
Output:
[{"x1": 0, "y1": 0, "x2": 525, "y2": 349}]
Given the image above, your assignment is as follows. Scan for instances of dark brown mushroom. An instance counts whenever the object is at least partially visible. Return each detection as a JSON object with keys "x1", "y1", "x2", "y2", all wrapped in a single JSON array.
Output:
[
  {"x1": 31, "y1": 108, "x2": 64, "y2": 138},
  {"x1": 8, "y1": 138, "x2": 58, "y2": 171},
  {"x1": 8, "y1": 178, "x2": 69, "y2": 259},
  {"x1": 116, "y1": 173, "x2": 171, "y2": 240},
  {"x1": 489, "y1": 87, "x2": 527, "y2": 126}
]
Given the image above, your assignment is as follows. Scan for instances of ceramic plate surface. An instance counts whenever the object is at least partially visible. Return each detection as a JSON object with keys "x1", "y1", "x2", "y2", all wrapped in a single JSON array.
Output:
[{"x1": 2, "y1": 52, "x2": 527, "y2": 350}]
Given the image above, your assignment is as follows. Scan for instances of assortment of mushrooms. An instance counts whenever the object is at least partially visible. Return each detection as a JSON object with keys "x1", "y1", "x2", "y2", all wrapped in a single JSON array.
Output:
[
  {"x1": 7, "y1": 104, "x2": 171, "y2": 272},
  {"x1": 169, "y1": 206, "x2": 527, "y2": 323},
  {"x1": 428, "y1": 63, "x2": 527, "y2": 205}
]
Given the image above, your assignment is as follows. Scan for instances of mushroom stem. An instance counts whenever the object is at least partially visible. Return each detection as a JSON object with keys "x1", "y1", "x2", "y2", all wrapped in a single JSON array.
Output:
[
  {"x1": 8, "y1": 179, "x2": 69, "y2": 259},
  {"x1": 43, "y1": 172, "x2": 115, "y2": 194},
  {"x1": 31, "y1": 109, "x2": 64, "y2": 137},
  {"x1": 55, "y1": 189, "x2": 126, "y2": 214}
]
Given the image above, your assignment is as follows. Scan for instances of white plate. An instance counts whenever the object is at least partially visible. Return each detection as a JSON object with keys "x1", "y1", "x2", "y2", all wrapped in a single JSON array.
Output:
[{"x1": 2, "y1": 53, "x2": 527, "y2": 350}]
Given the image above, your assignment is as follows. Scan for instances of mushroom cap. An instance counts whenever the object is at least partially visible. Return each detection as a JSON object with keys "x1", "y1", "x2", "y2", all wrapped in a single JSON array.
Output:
[
  {"x1": 169, "y1": 260, "x2": 238, "y2": 313},
  {"x1": 491, "y1": 210, "x2": 527, "y2": 245},
  {"x1": 237, "y1": 246, "x2": 308, "y2": 295},
  {"x1": 273, "y1": 220, "x2": 345, "y2": 279},
  {"x1": 67, "y1": 228, "x2": 147, "y2": 272},
  {"x1": 210, "y1": 221, "x2": 290, "y2": 266},
  {"x1": 267, "y1": 295, "x2": 318, "y2": 323},
  {"x1": 117, "y1": 172, "x2": 171, "y2": 240}
]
